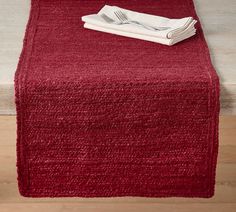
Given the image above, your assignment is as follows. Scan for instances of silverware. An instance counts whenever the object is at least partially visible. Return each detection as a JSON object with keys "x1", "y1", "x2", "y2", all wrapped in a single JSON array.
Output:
[
  {"x1": 101, "y1": 14, "x2": 121, "y2": 24},
  {"x1": 113, "y1": 10, "x2": 171, "y2": 31}
]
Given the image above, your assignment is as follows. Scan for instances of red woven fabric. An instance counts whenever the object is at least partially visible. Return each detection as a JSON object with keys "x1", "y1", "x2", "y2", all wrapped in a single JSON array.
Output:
[{"x1": 15, "y1": 0, "x2": 220, "y2": 197}]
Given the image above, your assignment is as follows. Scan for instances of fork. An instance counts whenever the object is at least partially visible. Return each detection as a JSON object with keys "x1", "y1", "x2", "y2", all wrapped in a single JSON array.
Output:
[
  {"x1": 114, "y1": 10, "x2": 171, "y2": 31},
  {"x1": 101, "y1": 13, "x2": 122, "y2": 25},
  {"x1": 101, "y1": 13, "x2": 159, "y2": 31}
]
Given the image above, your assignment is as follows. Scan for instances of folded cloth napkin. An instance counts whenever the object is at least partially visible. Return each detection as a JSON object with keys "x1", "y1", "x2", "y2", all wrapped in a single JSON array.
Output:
[{"x1": 82, "y1": 5, "x2": 197, "y2": 46}]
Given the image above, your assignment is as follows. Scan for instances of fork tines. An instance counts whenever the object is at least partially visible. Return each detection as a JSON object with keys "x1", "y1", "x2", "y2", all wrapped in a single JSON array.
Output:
[{"x1": 114, "y1": 10, "x2": 127, "y2": 22}]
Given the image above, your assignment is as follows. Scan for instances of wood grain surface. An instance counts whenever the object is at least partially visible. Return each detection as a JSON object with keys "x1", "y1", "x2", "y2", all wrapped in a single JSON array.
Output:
[{"x1": 0, "y1": 115, "x2": 235, "y2": 211}]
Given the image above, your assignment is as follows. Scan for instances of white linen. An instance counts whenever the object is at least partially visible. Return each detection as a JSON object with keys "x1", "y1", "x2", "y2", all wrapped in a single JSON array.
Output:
[
  {"x1": 82, "y1": 5, "x2": 197, "y2": 46},
  {"x1": 84, "y1": 23, "x2": 196, "y2": 46}
]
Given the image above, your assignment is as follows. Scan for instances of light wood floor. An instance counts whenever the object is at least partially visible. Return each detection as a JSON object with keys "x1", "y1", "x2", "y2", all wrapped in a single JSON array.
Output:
[{"x1": 0, "y1": 116, "x2": 236, "y2": 212}]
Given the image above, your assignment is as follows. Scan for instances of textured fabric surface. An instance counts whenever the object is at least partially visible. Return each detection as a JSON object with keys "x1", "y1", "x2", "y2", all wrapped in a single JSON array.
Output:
[{"x1": 15, "y1": 0, "x2": 220, "y2": 198}]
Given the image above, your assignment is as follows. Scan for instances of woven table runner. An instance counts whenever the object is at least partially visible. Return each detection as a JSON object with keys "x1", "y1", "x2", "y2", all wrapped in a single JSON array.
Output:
[{"x1": 15, "y1": 0, "x2": 220, "y2": 197}]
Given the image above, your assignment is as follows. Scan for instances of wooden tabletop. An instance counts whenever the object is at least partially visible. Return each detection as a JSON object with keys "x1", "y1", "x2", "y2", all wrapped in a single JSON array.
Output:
[
  {"x1": 0, "y1": 0, "x2": 235, "y2": 114},
  {"x1": 1, "y1": 115, "x2": 236, "y2": 211}
]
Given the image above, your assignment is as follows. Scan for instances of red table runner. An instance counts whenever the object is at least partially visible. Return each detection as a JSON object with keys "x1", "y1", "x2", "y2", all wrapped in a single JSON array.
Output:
[{"x1": 15, "y1": 0, "x2": 220, "y2": 197}]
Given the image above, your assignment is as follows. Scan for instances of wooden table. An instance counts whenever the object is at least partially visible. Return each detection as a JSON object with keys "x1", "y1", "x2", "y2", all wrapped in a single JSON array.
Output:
[{"x1": 0, "y1": 1, "x2": 236, "y2": 211}]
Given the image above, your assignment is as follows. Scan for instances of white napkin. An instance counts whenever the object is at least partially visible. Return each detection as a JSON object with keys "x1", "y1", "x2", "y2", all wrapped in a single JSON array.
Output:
[{"x1": 82, "y1": 5, "x2": 197, "y2": 46}]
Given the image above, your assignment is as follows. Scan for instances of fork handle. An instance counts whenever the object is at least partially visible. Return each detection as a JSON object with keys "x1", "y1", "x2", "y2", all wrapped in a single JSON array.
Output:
[
  {"x1": 128, "y1": 20, "x2": 170, "y2": 31},
  {"x1": 128, "y1": 20, "x2": 158, "y2": 31}
]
